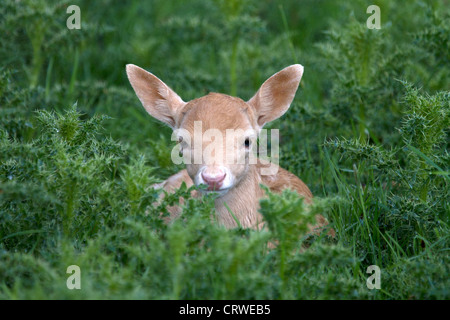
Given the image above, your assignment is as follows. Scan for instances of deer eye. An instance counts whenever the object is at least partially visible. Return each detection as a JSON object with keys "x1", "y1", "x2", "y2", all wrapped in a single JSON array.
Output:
[
  {"x1": 244, "y1": 138, "x2": 251, "y2": 148},
  {"x1": 177, "y1": 137, "x2": 183, "y2": 157}
]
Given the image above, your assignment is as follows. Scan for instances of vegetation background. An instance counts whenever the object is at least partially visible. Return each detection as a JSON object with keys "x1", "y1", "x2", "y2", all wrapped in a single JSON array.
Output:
[{"x1": 0, "y1": 0, "x2": 448, "y2": 299}]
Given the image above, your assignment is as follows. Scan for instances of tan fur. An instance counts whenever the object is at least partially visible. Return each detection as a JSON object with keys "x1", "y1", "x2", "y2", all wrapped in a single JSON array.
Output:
[{"x1": 127, "y1": 64, "x2": 334, "y2": 237}]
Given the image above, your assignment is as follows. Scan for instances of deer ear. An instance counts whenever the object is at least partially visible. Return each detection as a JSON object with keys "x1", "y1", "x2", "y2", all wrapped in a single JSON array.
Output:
[
  {"x1": 126, "y1": 64, "x2": 186, "y2": 129},
  {"x1": 248, "y1": 64, "x2": 303, "y2": 129}
]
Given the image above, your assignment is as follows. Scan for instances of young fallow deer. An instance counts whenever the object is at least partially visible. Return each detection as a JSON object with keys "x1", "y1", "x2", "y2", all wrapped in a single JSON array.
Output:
[{"x1": 126, "y1": 64, "x2": 333, "y2": 235}]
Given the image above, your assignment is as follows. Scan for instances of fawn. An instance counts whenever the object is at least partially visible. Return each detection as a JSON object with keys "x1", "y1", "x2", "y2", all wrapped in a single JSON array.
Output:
[{"x1": 126, "y1": 64, "x2": 332, "y2": 235}]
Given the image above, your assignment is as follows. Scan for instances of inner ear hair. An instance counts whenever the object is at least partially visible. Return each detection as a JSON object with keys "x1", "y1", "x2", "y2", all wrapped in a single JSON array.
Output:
[
  {"x1": 126, "y1": 64, "x2": 186, "y2": 129},
  {"x1": 248, "y1": 64, "x2": 304, "y2": 128}
]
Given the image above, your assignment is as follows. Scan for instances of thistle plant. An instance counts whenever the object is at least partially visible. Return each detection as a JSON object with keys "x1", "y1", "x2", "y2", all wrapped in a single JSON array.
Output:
[{"x1": 0, "y1": 0, "x2": 448, "y2": 300}]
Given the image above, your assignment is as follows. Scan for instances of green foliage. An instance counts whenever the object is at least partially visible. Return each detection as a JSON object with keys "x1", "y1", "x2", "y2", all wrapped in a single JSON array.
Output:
[
  {"x1": 0, "y1": 0, "x2": 448, "y2": 300},
  {"x1": 322, "y1": 84, "x2": 449, "y2": 297}
]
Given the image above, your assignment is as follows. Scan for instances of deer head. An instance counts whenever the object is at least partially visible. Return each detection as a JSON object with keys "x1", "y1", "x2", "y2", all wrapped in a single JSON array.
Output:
[{"x1": 126, "y1": 64, "x2": 303, "y2": 196}]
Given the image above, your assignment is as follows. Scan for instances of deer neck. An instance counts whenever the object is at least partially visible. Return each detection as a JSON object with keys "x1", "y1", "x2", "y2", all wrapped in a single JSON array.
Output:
[{"x1": 213, "y1": 164, "x2": 264, "y2": 229}]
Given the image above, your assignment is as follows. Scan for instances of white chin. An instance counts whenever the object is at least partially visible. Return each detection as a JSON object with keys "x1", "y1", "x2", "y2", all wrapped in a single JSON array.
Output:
[{"x1": 199, "y1": 188, "x2": 231, "y2": 197}]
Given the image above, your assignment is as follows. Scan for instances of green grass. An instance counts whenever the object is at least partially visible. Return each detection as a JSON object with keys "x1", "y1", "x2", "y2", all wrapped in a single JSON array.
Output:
[{"x1": 0, "y1": 0, "x2": 448, "y2": 299}]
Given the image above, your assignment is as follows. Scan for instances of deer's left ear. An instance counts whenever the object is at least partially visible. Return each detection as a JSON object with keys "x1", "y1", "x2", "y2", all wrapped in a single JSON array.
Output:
[{"x1": 247, "y1": 64, "x2": 303, "y2": 129}]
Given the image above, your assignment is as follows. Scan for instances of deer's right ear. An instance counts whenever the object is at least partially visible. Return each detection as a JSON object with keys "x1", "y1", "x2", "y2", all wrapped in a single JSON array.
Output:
[{"x1": 126, "y1": 64, "x2": 186, "y2": 129}]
